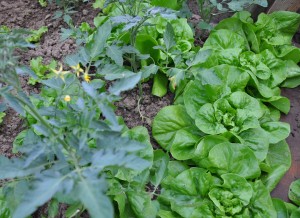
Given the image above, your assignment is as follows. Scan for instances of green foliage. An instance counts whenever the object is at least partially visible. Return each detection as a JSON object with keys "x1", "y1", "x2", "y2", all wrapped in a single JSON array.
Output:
[
  {"x1": 38, "y1": 0, "x2": 48, "y2": 7},
  {"x1": 0, "y1": 112, "x2": 5, "y2": 124},
  {"x1": 2, "y1": 1, "x2": 300, "y2": 217},
  {"x1": 159, "y1": 165, "x2": 276, "y2": 217},
  {"x1": 0, "y1": 17, "x2": 157, "y2": 218},
  {"x1": 196, "y1": 0, "x2": 269, "y2": 30},
  {"x1": 26, "y1": 26, "x2": 48, "y2": 43},
  {"x1": 289, "y1": 180, "x2": 300, "y2": 206},
  {"x1": 28, "y1": 57, "x2": 57, "y2": 85},
  {"x1": 152, "y1": 10, "x2": 300, "y2": 217}
]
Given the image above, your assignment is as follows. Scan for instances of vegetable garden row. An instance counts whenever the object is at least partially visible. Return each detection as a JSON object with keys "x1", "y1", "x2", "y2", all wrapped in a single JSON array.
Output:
[{"x1": 1, "y1": 0, "x2": 300, "y2": 217}]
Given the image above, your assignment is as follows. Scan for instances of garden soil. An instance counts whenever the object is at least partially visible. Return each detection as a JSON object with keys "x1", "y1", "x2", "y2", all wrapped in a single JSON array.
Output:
[{"x1": 0, "y1": 0, "x2": 299, "y2": 215}]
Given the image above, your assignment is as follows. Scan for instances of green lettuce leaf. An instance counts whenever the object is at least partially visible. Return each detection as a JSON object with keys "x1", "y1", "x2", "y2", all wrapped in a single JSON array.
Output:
[
  {"x1": 152, "y1": 105, "x2": 203, "y2": 150},
  {"x1": 261, "y1": 140, "x2": 291, "y2": 191}
]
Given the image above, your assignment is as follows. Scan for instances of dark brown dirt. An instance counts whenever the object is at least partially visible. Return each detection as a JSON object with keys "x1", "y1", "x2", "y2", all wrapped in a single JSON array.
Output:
[
  {"x1": 115, "y1": 82, "x2": 173, "y2": 148},
  {"x1": 0, "y1": 0, "x2": 99, "y2": 158}
]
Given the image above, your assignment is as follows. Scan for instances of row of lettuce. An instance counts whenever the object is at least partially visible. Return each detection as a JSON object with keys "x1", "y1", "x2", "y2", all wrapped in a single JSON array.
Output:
[
  {"x1": 152, "y1": 10, "x2": 300, "y2": 217},
  {"x1": 1, "y1": 0, "x2": 300, "y2": 217}
]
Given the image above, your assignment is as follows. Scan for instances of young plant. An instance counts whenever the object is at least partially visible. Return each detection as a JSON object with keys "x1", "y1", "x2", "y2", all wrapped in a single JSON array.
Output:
[
  {"x1": 196, "y1": 0, "x2": 268, "y2": 31},
  {"x1": 0, "y1": 25, "x2": 155, "y2": 218}
]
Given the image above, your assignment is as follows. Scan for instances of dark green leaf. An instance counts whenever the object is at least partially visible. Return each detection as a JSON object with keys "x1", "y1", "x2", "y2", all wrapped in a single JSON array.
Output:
[
  {"x1": 150, "y1": 150, "x2": 169, "y2": 188},
  {"x1": 13, "y1": 174, "x2": 63, "y2": 218},
  {"x1": 109, "y1": 73, "x2": 141, "y2": 96},
  {"x1": 261, "y1": 140, "x2": 291, "y2": 191},
  {"x1": 152, "y1": 105, "x2": 199, "y2": 150},
  {"x1": 87, "y1": 21, "x2": 112, "y2": 59},
  {"x1": 106, "y1": 45, "x2": 123, "y2": 66},
  {"x1": 164, "y1": 23, "x2": 176, "y2": 50},
  {"x1": 152, "y1": 72, "x2": 168, "y2": 97},
  {"x1": 77, "y1": 180, "x2": 113, "y2": 218},
  {"x1": 289, "y1": 179, "x2": 300, "y2": 206}
]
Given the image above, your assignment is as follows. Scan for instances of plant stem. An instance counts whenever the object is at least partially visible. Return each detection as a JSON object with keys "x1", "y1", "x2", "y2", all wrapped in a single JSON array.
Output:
[{"x1": 15, "y1": 94, "x2": 72, "y2": 154}]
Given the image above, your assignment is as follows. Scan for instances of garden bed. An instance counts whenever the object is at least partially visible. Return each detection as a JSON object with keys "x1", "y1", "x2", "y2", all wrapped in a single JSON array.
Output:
[{"x1": 1, "y1": 0, "x2": 300, "y2": 217}]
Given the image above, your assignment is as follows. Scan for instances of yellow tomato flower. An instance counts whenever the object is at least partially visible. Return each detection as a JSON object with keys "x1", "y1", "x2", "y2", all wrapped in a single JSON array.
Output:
[
  {"x1": 71, "y1": 64, "x2": 84, "y2": 77},
  {"x1": 64, "y1": 95, "x2": 71, "y2": 102},
  {"x1": 51, "y1": 64, "x2": 70, "y2": 81},
  {"x1": 83, "y1": 73, "x2": 91, "y2": 83}
]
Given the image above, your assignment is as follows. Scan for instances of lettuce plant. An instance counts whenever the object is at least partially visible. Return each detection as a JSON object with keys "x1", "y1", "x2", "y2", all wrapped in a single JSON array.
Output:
[
  {"x1": 158, "y1": 162, "x2": 276, "y2": 217},
  {"x1": 200, "y1": 11, "x2": 300, "y2": 114}
]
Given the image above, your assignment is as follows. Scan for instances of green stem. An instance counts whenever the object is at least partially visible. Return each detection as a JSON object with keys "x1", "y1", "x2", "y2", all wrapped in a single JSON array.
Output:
[{"x1": 15, "y1": 95, "x2": 71, "y2": 153}]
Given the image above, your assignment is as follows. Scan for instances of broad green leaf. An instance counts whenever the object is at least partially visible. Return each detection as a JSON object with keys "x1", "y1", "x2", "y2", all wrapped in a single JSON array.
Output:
[
  {"x1": 166, "y1": 168, "x2": 214, "y2": 197},
  {"x1": 13, "y1": 175, "x2": 63, "y2": 218},
  {"x1": 151, "y1": 0, "x2": 179, "y2": 10},
  {"x1": 122, "y1": 126, "x2": 153, "y2": 162},
  {"x1": 272, "y1": 198, "x2": 289, "y2": 218},
  {"x1": 158, "y1": 210, "x2": 181, "y2": 218},
  {"x1": 127, "y1": 191, "x2": 158, "y2": 218},
  {"x1": 261, "y1": 140, "x2": 291, "y2": 191},
  {"x1": 193, "y1": 135, "x2": 228, "y2": 161},
  {"x1": 136, "y1": 34, "x2": 160, "y2": 62},
  {"x1": 203, "y1": 29, "x2": 247, "y2": 50},
  {"x1": 185, "y1": 65, "x2": 249, "y2": 119},
  {"x1": 0, "y1": 156, "x2": 44, "y2": 180},
  {"x1": 289, "y1": 180, "x2": 300, "y2": 206},
  {"x1": 227, "y1": 0, "x2": 267, "y2": 11},
  {"x1": 106, "y1": 45, "x2": 123, "y2": 66},
  {"x1": 150, "y1": 150, "x2": 169, "y2": 188},
  {"x1": 152, "y1": 71, "x2": 168, "y2": 97},
  {"x1": 291, "y1": 208, "x2": 300, "y2": 218},
  {"x1": 109, "y1": 72, "x2": 142, "y2": 96},
  {"x1": 249, "y1": 180, "x2": 276, "y2": 217},
  {"x1": 195, "y1": 102, "x2": 228, "y2": 135},
  {"x1": 152, "y1": 105, "x2": 199, "y2": 150},
  {"x1": 186, "y1": 49, "x2": 212, "y2": 67},
  {"x1": 166, "y1": 161, "x2": 189, "y2": 178},
  {"x1": 171, "y1": 129, "x2": 201, "y2": 160},
  {"x1": 167, "y1": 68, "x2": 185, "y2": 90},
  {"x1": 281, "y1": 60, "x2": 300, "y2": 88},
  {"x1": 48, "y1": 199, "x2": 59, "y2": 218},
  {"x1": 238, "y1": 128, "x2": 269, "y2": 162},
  {"x1": 2, "y1": 93, "x2": 25, "y2": 116},
  {"x1": 262, "y1": 96, "x2": 290, "y2": 114},
  {"x1": 215, "y1": 17, "x2": 251, "y2": 50},
  {"x1": 77, "y1": 180, "x2": 113, "y2": 218},
  {"x1": 140, "y1": 64, "x2": 159, "y2": 79},
  {"x1": 275, "y1": 45, "x2": 300, "y2": 63},
  {"x1": 256, "y1": 11, "x2": 300, "y2": 47},
  {"x1": 0, "y1": 189, "x2": 10, "y2": 218},
  {"x1": 98, "y1": 64, "x2": 135, "y2": 80},
  {"x1": 204, "y1": 142, "x2": 261, "y2": 179},
  {"x1": 87, "y1": 21, "x2": 112, "y2": 59},
  {"x1": 261, "y1": 122, "x2": 290, "y2": 144},
  {"x1": 249, "y1": 180, "x2": 277, "y2": 217},
  {"x1": 170, "y1": 18, "x2": 194, "y2": 43},
  {"x1": 183, "y1": 81, "x2": 228, "y2": 119},
  {"x1": 164, "y1": 23, "x2": 176, "y2": 50},
  {"x1": 92, "y1": 147, "x2": 150, "y2": 171}
]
